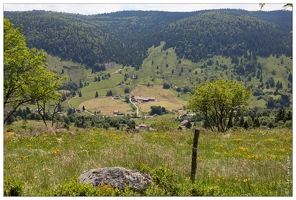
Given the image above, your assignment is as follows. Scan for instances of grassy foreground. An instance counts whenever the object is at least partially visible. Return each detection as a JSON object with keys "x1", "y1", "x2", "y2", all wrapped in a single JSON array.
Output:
[{"x1": 3, "y1": 127, "x2": 292, "y2": 196}]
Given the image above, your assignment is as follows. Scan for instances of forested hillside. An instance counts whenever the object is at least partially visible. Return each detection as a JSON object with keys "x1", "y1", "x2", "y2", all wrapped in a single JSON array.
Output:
[
  {"x1": 4, "y1": 9, "x2": 292, "y2": 70},
  {"x1": 161, "y1": 10, "x2": 292, "y2": 62}
]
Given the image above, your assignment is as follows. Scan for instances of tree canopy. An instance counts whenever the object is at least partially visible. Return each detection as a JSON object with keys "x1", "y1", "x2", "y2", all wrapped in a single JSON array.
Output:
[
  {"x1": 4, "y1": 9, "x2": 292, "y2": 69},
  {"x1": 188, "y1": 79, "x2": 252, "y2": 132},
  {"x1": 4, "y1": 18, "x2": 63, "y2": 124}
]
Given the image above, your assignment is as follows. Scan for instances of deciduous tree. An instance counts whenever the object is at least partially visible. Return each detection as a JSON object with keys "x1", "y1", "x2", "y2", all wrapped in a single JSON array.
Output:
[
  {"x1": 188, "y1": 79, "x2": 251, "y2": 132},
  {"x1": 4, "y1": 18, "x2": 63, "y2": 124}
]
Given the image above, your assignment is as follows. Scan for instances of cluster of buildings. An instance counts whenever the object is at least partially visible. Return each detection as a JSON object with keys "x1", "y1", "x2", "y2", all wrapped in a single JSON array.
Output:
[{"x1": 130, "y1": 95, "x2": 156, "y2": 103}]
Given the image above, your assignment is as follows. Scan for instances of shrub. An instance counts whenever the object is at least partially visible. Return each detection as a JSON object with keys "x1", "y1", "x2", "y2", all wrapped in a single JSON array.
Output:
[
  {"x1": 4, "y1": 177, "x2": 24, "y2": 196},
  {"x1": 267, "y1": 122, "x2": 274, "y2": 128},
  {"x1": 149, "y1": 166, "x2": 179, "y2": 196},
  {"x1": 45, "y1": 177, "x2": 117, "y2": 196},
  {"x1": 285, "y1": 120, "x2": 292, "y2": 128},
  {"x1": 143, "y1": 184, "x2": 167, "y2": 196},
  {"x1": 163, "y1": 83, "x2": 170, "y2": 89}
]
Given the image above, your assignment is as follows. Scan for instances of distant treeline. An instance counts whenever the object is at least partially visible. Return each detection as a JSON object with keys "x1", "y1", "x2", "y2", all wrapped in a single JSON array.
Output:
[{"x1": 4, "y1": 9, "x2": 292, "y2": 70}]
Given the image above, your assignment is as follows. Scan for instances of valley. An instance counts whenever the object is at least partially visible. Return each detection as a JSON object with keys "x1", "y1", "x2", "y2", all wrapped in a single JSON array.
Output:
[
  {"x1": 3, "y1": 9, "x2": 293, "y2": 197},
  {"x1": 4, "y1": 9, "x2": 292, "y2": 129},
  {"x1": 54, "y1": 41, "x2": 292, "y2": 120}
]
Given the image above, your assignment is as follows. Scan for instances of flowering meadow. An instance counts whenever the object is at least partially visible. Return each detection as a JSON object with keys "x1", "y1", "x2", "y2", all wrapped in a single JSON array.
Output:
[{"x1": 3, "y1": 127, "x2": 292, "y2": 196}]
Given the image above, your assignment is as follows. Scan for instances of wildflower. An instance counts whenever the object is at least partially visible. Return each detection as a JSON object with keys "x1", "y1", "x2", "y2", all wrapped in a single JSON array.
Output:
[
  {"x1": 51, "y1": 148, "x2": 60, "y2": 154},
  {"x1": 5, "y1": 132, "x2": 15, "y2": 135},
  {"x1": 243, "y1": 178, "x2": 251, "y2": 183},
  {"x1": 239, "y1": 147, "x2": 249, "y2": 152},
  {"x1": 279, "y1": 148, "x2": 286, "y2": 153},
  {"x1": 217, "y1": 174, "x2": 221, "y2": 181},
  {"x1": 247, "y1": 154, "x2": 255, "y2": 159},
  {"x1": 269, "y1": 154, "x2": 277, "y2": 159},
  {"x1": 264, "y1": 138, "x2": 275, "y2": 142}
]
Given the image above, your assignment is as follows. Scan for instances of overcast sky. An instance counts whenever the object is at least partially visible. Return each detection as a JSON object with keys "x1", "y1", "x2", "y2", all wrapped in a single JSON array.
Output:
[{"x1": 3, "y1": 1, "x2": 292, "y2": 15}]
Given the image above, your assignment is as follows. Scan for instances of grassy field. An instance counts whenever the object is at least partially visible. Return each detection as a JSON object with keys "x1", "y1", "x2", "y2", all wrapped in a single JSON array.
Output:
[
  {"x1": 132, "y1": 85, "x2": 186, "y2": 114},
  {"x1": 70, "y1": 84, "x2": 186, "y2": 116},
  {"x1": 68, "y1": 66, "x2": 136, "y2": 110},
  {"x1": 78, "y1": 97, "x2": 133, "y2": 115},
  {"x1": 47, "y1": 56, "x2": 88, "y2": 84},
  {"x1": 3, "y1": 126, "x2": 292, "y2": 196}
]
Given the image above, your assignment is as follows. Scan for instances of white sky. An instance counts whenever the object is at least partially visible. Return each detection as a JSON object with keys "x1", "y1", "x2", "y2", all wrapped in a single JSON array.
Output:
[{"x1": 3, "y1": 1, "x2": 292, "y2": 15}]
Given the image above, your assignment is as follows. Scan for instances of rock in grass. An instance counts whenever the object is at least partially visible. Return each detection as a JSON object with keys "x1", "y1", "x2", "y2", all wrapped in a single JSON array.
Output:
[{"x1": 78, "y1": 167, "x2": 153, "y2": 191}]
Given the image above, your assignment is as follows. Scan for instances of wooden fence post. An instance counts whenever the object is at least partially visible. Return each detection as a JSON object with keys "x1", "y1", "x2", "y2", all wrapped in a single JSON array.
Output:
[{"x1": 190, "y1": 128, "x2": 200, "y2": 182}]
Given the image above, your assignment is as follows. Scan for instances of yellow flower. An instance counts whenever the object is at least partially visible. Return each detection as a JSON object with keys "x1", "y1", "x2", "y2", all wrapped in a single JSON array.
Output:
[
  {"x1": 52, "y1": 148, "x2": 60, "y2": 154},
  {"x1": 279, "y1": 148, "x2": 286, "y2": 153},
  {"x1": 217, "y1": 174, "x2": 221, "y2": 179},
  {"x1": 243, "y1": 178, "x2": 251, "y2": 183},
  {"x1": 264, "y1": 138, "x2": 275, "y2": 142},
  {"x1": 217, "y1": 174, "x2": 221, "y2": 181},
  {"x1": 269, "y1": 154, "x2": 277, "y2": 159},
  {"x1": 239, "y1": 147, "x2": 249, "y2": 152}
]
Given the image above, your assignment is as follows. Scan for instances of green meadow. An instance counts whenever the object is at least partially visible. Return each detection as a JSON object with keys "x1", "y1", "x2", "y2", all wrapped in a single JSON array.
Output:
[{"x1": 4, "y1": 127, "x2": 292, "y2": 196}]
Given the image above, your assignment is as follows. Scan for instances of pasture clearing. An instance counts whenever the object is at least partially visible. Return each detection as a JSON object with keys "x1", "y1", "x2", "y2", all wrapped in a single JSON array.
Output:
[
  {"x1": 78, "y1": 97, "x2": 133, "y2": 116},
  {"x1": 131, "y1": 85, "x2": 186, "y2": 113}
]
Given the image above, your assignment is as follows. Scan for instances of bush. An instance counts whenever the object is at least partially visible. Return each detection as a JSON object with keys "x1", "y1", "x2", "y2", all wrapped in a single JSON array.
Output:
[
  {"x1": 163, "y1": 83, "x2": 170, "y2": 89},
  {"x1": 45, "y1": 177, "x2": 117, "y2": 196},
  {"x1": 285, "y1": 120, "x2": 292, "y2": 128},
  {"x1": 267, "y1": 122, "x2": 274, "y2": 128},
  {"x1": 143, "y1": 184, "x2": 167, "y2": 196},
  {"x1": 149, "y1": 166, "x2": 179, "y2": 196},
  {"x1": 4, "y1": 177, "x2": 24, "y2": 196}
]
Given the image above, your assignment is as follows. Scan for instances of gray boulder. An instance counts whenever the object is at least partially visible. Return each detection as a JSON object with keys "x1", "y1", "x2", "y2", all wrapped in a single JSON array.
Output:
[{"x1": 78, "y1": 167, "x2": 153, "y2": 191}]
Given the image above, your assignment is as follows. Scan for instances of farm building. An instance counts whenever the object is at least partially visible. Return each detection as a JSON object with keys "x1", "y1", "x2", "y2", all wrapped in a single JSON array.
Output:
[
  {"x1": 146, "y1": 97, "x2": 156, "y2": 102},
  {"x1": 138, "y1": 124, "x2": 147, "y2": 130},
  {"x1": 180, "y1": 120, "x2": 189, "y2": 126},
  {"x1": 130, "y1": 95, "x2": 156, "y2": 103}
]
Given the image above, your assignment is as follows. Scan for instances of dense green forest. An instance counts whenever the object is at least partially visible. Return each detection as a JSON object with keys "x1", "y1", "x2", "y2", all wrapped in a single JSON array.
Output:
[{"x1": 4, "y1": 9, "x2": 292, "y2": 69}]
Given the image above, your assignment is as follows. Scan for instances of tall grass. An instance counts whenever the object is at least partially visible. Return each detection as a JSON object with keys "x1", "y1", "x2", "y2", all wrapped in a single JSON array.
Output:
[{"x1": 3, "y1": 127, "x2": 292, "y2": 196}]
